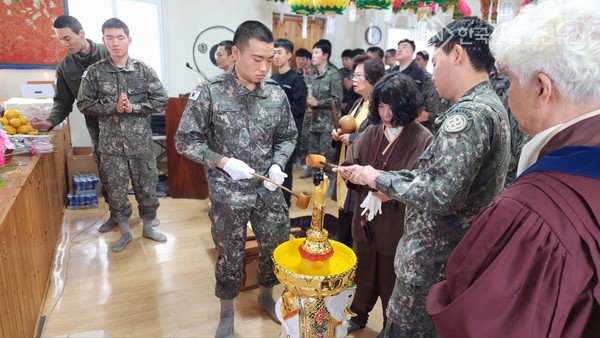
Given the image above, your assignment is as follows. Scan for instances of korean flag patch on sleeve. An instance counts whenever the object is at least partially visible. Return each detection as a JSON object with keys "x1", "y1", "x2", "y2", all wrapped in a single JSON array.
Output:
[{"x1": 189, "y1": 89, "x2": 201, "y2": 102}]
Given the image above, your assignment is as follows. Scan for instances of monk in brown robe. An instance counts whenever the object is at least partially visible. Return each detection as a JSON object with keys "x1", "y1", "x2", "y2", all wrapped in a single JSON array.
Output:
[
  {"x1": 342, "y1": 73, "x2": 433, "y2": 334},
  {"x1": 426, "y1": 0, "x2": 600, "y2": 336}
]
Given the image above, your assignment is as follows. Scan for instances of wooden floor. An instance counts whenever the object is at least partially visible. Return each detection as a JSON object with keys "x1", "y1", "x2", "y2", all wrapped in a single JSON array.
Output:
[{"x1": 39, "y1": 168, "x2": 384, "y2": 338}]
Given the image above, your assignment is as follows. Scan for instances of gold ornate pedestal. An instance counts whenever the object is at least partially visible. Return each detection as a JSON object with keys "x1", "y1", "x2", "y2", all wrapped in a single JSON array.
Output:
[{"x1": 273, "y1": 174, "x2": 357, "y2": 337}]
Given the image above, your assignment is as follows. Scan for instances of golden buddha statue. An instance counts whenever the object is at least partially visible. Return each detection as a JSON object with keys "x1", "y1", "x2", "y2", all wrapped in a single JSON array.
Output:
[{"x1": 273, "y1": 171, "x2": 357, "y2": 337}]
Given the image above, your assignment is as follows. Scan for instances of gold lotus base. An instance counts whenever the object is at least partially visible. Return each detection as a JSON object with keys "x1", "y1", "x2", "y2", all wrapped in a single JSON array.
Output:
[
  {"x1": 300, "y1": 228, "x2": 333, "y2": 257},
  {"x1": 274, "y1": 238, "x2": 357, "y2": 298}
]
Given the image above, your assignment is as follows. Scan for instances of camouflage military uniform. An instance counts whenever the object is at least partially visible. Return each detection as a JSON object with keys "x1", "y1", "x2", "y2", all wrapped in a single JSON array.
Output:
[
  {"x1": 489, "y1": 70, "x2": 510, "y2": 108},
  {"x1": 77, "y1": 57, "x2": 167, "y2": 223},
  {"x1": 421, "y1": 71, "x2": 454, "y2": 134},
  {"x1": 298, "y1": 112, "x2": 312, "y2": 165},
  {"x1": 375, "y1": 82, "x2": 511, "y2": 337},
  {"x1": 297, "y1": 66, "x2": 317, "y2": 164},
  {"x1": 48, "y1": 39, "x2": 109, "y2": 154},
  {"x1": 490, "y1": 71, "x2": 531, "y2": 186},
  {"x1": 174, "y1": 70, "x2": 297, "y2": 300},
  {"x1": 339, "y1": 67, "x2": 351, "y2": 82},
  {"x1": 304, "y1": 64, "x2": 343, "y2": 166}
]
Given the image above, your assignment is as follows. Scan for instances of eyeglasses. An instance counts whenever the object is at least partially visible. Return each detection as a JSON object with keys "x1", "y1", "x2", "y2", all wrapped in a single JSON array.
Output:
[{"x1": 352, "y1": 73, "x2": 364, "y2": 79}]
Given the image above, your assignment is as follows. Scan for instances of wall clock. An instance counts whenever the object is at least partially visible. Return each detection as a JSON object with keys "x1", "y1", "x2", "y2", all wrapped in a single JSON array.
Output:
[
  {"x1": 190, "y1": 25, "x2": 235, "y2": 81},
  {"x1": 365, "y1": 25, "x2": 382, "y2": 45}
]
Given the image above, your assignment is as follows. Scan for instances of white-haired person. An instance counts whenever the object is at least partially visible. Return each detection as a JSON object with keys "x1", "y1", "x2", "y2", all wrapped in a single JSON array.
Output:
[{"x1": 426, "y1": 1, "x2": 600, "y2": 336}]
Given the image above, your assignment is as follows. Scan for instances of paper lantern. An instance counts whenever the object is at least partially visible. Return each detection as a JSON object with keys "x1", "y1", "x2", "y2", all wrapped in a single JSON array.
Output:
[
  {"x1": 457, "y1": 0, "x2": 471, "y2": 16},
  {"x1": 314, "y1": 0, "x2": 350, "y2": 14},
  {"x1": 392, "y1": 0, "x2": 447, "y2": 14},
  {"x1": 356, "y1": 0, "x2": 393, "y2": 10},
  {"x1": 289, "y1": 0, "x2": 318, "y2": 15},
  {"x1": 480, "y1": 0, "x2": 497, "y2": 22}
]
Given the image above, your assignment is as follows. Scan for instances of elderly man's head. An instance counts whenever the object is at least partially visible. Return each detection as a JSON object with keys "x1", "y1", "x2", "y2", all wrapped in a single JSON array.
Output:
[{"x1": 490, "y1": 0, "x2": 600, "y2": 135}]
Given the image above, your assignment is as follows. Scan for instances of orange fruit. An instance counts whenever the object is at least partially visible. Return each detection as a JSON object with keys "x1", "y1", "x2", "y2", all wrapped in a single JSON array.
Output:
[
  {"x1": 3, "y1": 125, "x2": 16, "y2": 134},
  {"x1": 4, "y1": 109, "x2": 20, "y2": 119},
  {"x1": 17, "y1": 125, "x2": 30, "y2": 134},
  {"x1": 9, "y1": 118, "x2": 21, "y2": 128}
]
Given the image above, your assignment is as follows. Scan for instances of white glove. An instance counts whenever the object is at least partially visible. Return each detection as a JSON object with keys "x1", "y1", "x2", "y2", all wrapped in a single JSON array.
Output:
[
  {"x1": 264, "y1": 164, "x2": 288, "y2": 191},
  {"x1": 223, "y1": 158, "x2": 255, "y2": 180},
  {"x1": 360, "y1": 191, "x2": 383, "y2": 222}
]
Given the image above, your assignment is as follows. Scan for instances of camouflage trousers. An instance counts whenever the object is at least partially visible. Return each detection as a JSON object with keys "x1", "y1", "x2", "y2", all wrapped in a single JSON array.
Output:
[
  {"x1": 385, "y1": 279, "x2": 439, "y2": 338},
  {"x1": 88, "y1": 127, "x2": 100, "y2": 165},
  {"x1": 88, "y1": 127, "x2": 110, "y2": 204},
  {"x1": 209, "y1": 196, "x2": 290, "y2": 300},
  {"x1": 298, "y1": 115, "x2": 312, "y2": 164},
  {"x1": 98, "y1": 152, "x2": 159, "y2": 223}
]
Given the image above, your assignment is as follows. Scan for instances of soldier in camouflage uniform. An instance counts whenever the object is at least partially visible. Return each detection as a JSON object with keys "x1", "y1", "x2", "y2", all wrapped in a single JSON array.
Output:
[
  {"x1": 297, "y1": 66, "x2": 318, "y2": 169},
  {"x1": 490, "y1": 63, "x2": 531, "y2": 187},
  {"x1": 414, "y1": 50, "x2": 454, "y2": 134},
  {"x1": 337, "y1": 17, "x2": 511, "y2": 337},
  {"x1": 77, "y1": 18, "x2": 168, "y2": 253},
  {"x1": 340, "y1": 49, "x2": 360, "y2": 115},
  {"x1": 302, "y1": 41, "x2": 343, "y2": 178},
  {"x1": 174, "y1": 21, "x2": 297, "y2": 338},
  {"x1": 418, "y1": 70, "x2": 454, "y2": 134},
  {"x1": 29, "y1": 15, "x2": 130, "y2": 233}
]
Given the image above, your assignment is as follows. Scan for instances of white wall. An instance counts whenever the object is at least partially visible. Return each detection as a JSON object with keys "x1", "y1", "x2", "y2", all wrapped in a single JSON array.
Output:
[
  {"x1": 162, "y1": 0, "x2": 363, "y2": 97},
  {"x1": 163, "y1": 0, "x2": 275, "y2": 96},
  {"x1": 1, "y1": 0, "x2": 487, "y2": 146},
  {"x1": 0, "y1": 69, "x2": 53, "y2": 98}
]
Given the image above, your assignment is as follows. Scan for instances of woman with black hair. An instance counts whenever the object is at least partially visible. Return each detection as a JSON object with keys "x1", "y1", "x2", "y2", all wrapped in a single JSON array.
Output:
[
  {"x1": 331, "y1": 54, "x2": 385, "y2": 249},
  {"x1": 342, "y1": 72, "x2": 433, "y2": 334}
]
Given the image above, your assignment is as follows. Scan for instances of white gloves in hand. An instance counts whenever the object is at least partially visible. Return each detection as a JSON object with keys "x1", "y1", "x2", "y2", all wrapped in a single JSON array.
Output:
[
  {"x1": 264, "y1": 164, "x2": 288, "y2": 191},
  {"x1": 360, "y1": 191, "x2": 383, "y2": 222},
  {"x1": 223, "y1": 158, "x2": 255, "y2": 180}
]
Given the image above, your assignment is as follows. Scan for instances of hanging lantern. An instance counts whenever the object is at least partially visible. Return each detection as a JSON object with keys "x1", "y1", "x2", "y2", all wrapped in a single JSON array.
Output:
[
  {"x1": 392, "y1": 0, "x2": 411, "y2": 13},
  {"x1": 313, "y1": 0, "x2": 351, "y2": 15},
  {"x1": 392, "y1": 0, "x2": 446, "y2": 14},
  {"x1": 480, "y1": 0, "x2": 497, "y2": 22},
  {"x1": 289, "y1": 0, "x2": 318, "y2": 15},
  {"x1": 356, "y1": 0, "x2": 393, "y2": 10},
  {"x1": 349, "y1": 0, "x2": 358, "y2": 21},
  {"x1": 457, "y1": 0, "x2": 471, "y2": 17}
]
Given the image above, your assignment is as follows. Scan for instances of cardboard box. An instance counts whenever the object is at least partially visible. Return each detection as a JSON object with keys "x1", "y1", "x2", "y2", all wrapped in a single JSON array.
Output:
[
  {"x1": 67, "y1": 147, "x2": 99, "y2": 190},
  {"x1": 241, "y1": 237, "x2": 260, "y2": 291},
  {"x1": 241, "y1": 229, "x2": 295, "y2": 292}
]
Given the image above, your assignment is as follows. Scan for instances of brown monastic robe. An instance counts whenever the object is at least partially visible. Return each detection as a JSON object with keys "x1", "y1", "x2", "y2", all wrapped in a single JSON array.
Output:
[
  {"x1": 342, "y1": 120, "x2": 432, "y2": 328},
  {"x1": 344, "y1": 121, "x2": 433, "y2": 254},
  {"x1": 426, "y1": 113, "x2": 600, "y2": 337}
]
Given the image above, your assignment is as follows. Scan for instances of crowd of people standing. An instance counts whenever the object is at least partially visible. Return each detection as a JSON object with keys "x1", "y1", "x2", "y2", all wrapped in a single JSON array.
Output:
[{"x1": 37, "y1": 2, "x2": 600, "y2": 336}]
